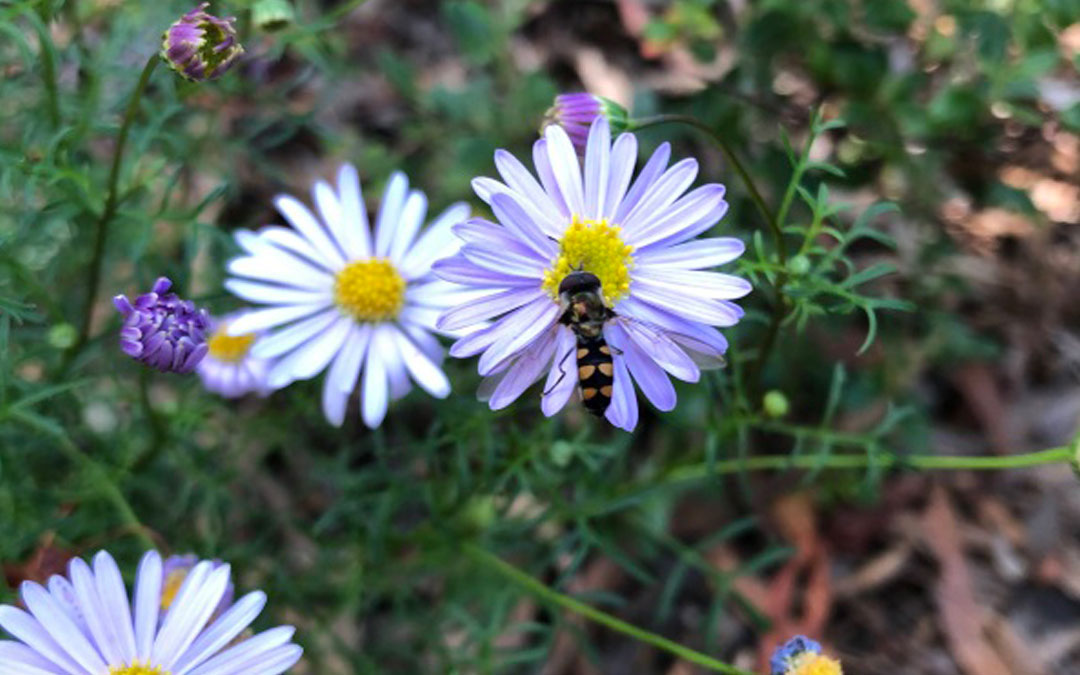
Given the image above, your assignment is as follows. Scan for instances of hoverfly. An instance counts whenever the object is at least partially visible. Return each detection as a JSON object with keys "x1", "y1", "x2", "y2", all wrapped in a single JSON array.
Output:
[{"x1": 549, "y1": 270, "x2": 726, "y2": 416}]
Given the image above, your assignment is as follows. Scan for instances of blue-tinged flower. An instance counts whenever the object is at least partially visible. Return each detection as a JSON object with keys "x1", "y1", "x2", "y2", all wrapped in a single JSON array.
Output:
[
  {"x1": 543, "y1": 93, "x2": 630, "y2": 155},
  {"x1": 114, "y1": 277, "x2": 211, "y2": 374},
  {"x1": 196, "y1": 313, "x2": 273, "y2": 398},
  {"x1": 0, "y1": 549, "x2": 302, "y2": 674},
  {"x1": 224, "y1": 164, "x2": 473, "y2": 428},
  {"x1": 770, "y1": 635, "x2": 843, "y2": 675},
  {"x1": 161, "y1": 2, "x2": 244, "y2": 82},
  {"x1": 433, "y1": 117, "x2": 750, "y2": 431}
]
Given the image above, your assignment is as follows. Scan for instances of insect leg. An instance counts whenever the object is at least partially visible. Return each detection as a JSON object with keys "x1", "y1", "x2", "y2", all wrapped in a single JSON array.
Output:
[{"x1": 542, "y1": 346, "x2": 573, "y2": 396}]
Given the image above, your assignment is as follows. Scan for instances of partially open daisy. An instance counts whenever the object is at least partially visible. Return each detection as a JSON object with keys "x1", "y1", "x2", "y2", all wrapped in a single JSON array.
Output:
[
  {"x1": 196, "y1": 313, "x2": 273, "y2": 398},
  {"x1": 224, "y1": 164, "x2": 471, "y2": 428},
  {"x1": 0, "y1": 550, "x2": 302, "y2": 674},
  {"x1": 770, "y1": 636, "x2": 843, "y2": 675},
  {"x1": 433, "y1": 117, "x2": 750, "y2": 431}
]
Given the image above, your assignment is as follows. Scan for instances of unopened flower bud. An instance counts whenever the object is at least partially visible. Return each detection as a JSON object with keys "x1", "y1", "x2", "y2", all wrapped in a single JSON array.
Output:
[
  {"x1": 253, "y1": 0, "x2": 295, "y2": 32},
  {"x1": 763, "y1": 390, "x2": 790, "y2": 418},
  {"x1": 161, "y1": 3, "x2": 244, "y2": 82},
  {"x1": 542, "y1": 93, "x2": 630, "y2": 155},
  {"x1": 114, "y1": 277, "x2": 211, "y2": 374}
]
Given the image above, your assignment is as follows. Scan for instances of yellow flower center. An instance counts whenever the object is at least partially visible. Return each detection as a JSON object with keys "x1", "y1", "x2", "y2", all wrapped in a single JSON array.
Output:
[
  {"x1": 207, "y1": 327, "x2": 256, "y2": 362},
  {"x1": 334, "y1": 258, "x2": 406, "y2": 322},
  {"x1": 110, "y1": 664, "x2": 168, "y2": 675},
  {"x1": 541, "y1": 217, "x2": 634, "y2": 305},
  {"x1": 788, "y1": 653, "x2": 843, "y2": 675}
]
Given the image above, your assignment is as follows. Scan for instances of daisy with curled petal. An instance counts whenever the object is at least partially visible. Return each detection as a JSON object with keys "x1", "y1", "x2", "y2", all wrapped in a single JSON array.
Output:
[
  {"x1": 0, "y1": 550, "x2": 302, "y2": 675},
  {"x1": 196, "y1": 313, "x2": 273, "y2": 398},
  {"x1": 223, "y1": 164, "x2": 472, "y2": 428},
  {"x1": 433, "y1": 117, "x2": 750, "y2": 431}
]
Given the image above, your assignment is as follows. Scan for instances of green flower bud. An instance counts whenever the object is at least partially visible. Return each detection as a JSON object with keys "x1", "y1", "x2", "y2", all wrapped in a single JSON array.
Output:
[
  {"x1": 787, "y1": 254, "x2": 811, "y2": 276},
  {"x1": 253, "y1": 0, "x2": 295, "y2": 32},
  {"x1": 47, "y1": 323, "x2": 78, "y2": 350},
  {"x1": 763, "y1": 390, "x2": 790, "y2": 418}
]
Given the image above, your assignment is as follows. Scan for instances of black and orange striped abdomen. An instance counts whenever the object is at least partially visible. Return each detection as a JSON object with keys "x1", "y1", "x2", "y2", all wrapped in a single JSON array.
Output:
[{"x1": 576, "y1": 334, "x2": 613, "y2": 416}]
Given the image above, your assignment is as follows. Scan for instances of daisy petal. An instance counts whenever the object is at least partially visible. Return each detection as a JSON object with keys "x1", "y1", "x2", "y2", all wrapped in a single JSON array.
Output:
[
  {"x1": 601, "y1": 133, "x2": 636, "y2": 220},
  {"x1": 266, "y1": 316, "x2": 351, "y2": 389},
  {"x1": 631, "y1": 281, "x2": 744, "y2": 327},
  {"x1": 583, "y1": 117, "x2": 611, "y2": 220},
  {"x1": 614, "y1": 142, "x2": 671, "y2": 223},
  {"x1": 361, "y1": 336, "x2": 389, "y2": 428},
  {"x1": 400, "y1": 202, "x2": 470, "y2": 279},
  {"x1": 249, "y1": 308, "x2": 340, "y2": 359},
  {"x1": 627, "y1": 184, "x2": 726, "y2": 248},
  {"x1": 389, "y1": 190, "x2": 428, "y2": 264},
  {"x1": 171, "y1": 591, "x2": 266, "y2": 673},
  {"x1": 490, "y1": 193, "x2": 558, "y2": 258},
  {"x1": 544, "y1": 125, "x2": 585, "y2": 216},
  {"x1": 606, "y1": 322, "x2": 676, "y2": 411},
  {"x1": 275, "y1": 194, "x2": 346, "y2": 270},
  {"x1": 335, "y1": 163, "x2": 372, "y2": 259},
  {"x1": 488, "y1": 325, "x2": 558, "y2": 410},
  {"x1": 133, "y1": 551, "x2": 162, "y2": 662},
  {"x1": 541, "y1": 327, "x2": 578, "y2": 416},
  {"x1": 437, "y1": 286, "x2": 543, "y2": 332},
  {"x1": 477, "y1": 297, "x2": 561, "y2": 376},
  {"x1": 390, "y1": 324, "x2": 450, "y2": 398},
  {"x1": 634, "y1": 236, "x2": 745, "y2": 269},
  {"x1": 634, "y1": 267, "x2": 753, "y2": 300},
  {"x1": 374, "y1": 172, "x2": 408, "y2": 258},
  {"x1": 604, "y1": 353, "x2": 638, "y2": 432},
  {"x1": 226, "y1": 302, "x2": 331, "y2": 337},
  {"x1": 621, "y1": 158, "x2": 699, "y2": 234}
]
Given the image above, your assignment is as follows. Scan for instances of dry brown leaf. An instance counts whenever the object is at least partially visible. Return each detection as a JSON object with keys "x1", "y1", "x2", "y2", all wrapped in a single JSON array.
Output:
[{"x1": 921, "y1": 485, "x2": 1013, "y2": 675}]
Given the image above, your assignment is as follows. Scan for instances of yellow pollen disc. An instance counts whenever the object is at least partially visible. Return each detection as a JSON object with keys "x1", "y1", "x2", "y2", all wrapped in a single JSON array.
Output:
[
  {"x1": 542, "y1": 217, "x2": 634, "y2": 305},
  {"x1": 207, "y1": 327, "x2": 256, "y2": 362},
  {"x1": 334, "y1": 258, "x2": 406, "y2": 322},
  {"x1": 788, "y1": 653, "x2": 843, "y2": 675},
  {"x1": 160, "y1": 568, "x2": 187, "y2": 612},
  {"x1": 110, "y1": 664, "x2": 168, "y2": 675}
]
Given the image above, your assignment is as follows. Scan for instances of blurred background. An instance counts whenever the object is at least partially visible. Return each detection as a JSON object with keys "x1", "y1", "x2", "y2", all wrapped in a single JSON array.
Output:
[{"x1": 1, "y1": 0, "x2": 1079, "y2": 673}]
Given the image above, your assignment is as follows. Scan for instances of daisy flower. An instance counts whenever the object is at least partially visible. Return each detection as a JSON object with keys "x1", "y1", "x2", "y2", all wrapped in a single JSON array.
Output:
[
  {"x1": 196, "y1": 313, "x2": 273, "y2": 398},
  {"x1": 433, "y1": 117, "x2": 750, "y2": 431},
  {"x1": 223, "y1": 164, "x2": 471, "y2": 427},
  {"x1": 770, "y1": 635, "x2": 843, "y2": 675},
  {"x1": 0, "y1": 550, "x2": 302, "y2": 675}
]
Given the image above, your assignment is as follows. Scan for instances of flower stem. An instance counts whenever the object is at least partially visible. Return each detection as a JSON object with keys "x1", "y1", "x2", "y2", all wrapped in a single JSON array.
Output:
[
  {"x1": 462, "y1": 542, "x2": 754, "y2": 674},
  {"x1": 71, "y1": 55, "x2": 160, "y2": 360},
  {"x1": 630, "y1": 114, "x2": 783, "y2": 262},
  {"x1": 8, "y1": 409, "x2": 156, "y2": 550},
  {"x1": 576, "y1": 446, "x2": 1074, "y2": 519}
]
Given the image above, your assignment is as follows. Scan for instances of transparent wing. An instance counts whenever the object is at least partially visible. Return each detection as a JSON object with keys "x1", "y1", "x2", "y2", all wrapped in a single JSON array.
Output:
[{"x1": 613, "y1": 314, "x2": 727, "y2": 372}]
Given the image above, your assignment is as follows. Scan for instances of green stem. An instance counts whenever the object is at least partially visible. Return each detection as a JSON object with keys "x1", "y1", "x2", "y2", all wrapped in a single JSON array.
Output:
[
  {"x1": 9, "y1": 409, "x2": 155, "y2": 550},
  {"x1": 577, "y1": 446, "x2": 1074, "y2": 519},
  {"x1": 32, "y1": 6, "x2": 61, "y2": 128},
  {"x1": 71, "y1": 55, "x2": 160, "y2": 359},
  {"x1": 630, "y1": 114, "x2": 782, "y2": 262},
  {"x1": 463, "y1": 542, "x2": 754, "y2": 675}
]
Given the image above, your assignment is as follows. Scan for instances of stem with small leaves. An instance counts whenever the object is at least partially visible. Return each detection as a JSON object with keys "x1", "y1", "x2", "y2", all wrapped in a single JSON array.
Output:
[
  {"x1": 462, "y1": 542, "x2": 755, "y2": 675},
  {"x1": 70, "y1": 55, "x2": 160, "y2": 361}
]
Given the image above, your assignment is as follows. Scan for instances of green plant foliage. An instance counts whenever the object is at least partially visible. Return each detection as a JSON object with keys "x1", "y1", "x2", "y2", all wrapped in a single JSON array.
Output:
[{"x1": 1, "y1": 0, "x2": 1077, "y2": 672}]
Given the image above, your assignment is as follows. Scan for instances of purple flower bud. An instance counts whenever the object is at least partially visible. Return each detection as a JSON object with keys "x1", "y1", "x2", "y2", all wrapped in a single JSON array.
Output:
[
  {"x1": 161, "y1": 2, "x2": 244, "y2": 82},
  {"x1": 113, "y1": 277, "x2": 211, "y2": 374},
  {"x1": 542, "y1": 93, "x2": 630, "y2": 155}
]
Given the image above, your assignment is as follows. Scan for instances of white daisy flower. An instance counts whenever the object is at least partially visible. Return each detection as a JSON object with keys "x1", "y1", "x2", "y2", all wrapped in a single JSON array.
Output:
[
  {"x1": 196, "y1": 313, "x2": 273, "y2": 398},
  {"x1": 0, "y1": 550, "x2": 302, "y2": 675},
  {"x1": 223, "y1": 164, "x2": 471, "y2": 427}
]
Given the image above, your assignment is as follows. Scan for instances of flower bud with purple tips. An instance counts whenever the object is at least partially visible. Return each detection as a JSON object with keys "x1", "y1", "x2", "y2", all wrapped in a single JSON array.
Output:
[
  {"x1": 161, "y1": 2, "x2": 244, "y2": 82},
  {"x1": 113, "y1": 277, "x2": 211, "y2": 374},
  {"x1": 542, "y1": 93, "x2": 629, "y2": 155}
]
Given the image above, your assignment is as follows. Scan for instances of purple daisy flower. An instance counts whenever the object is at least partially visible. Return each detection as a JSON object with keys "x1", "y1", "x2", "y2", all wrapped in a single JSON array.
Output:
[
  {"x1": 0, "y1": 549, "x2": 302, "y2": 674},
  {"x1": 196, "y1": 313, "x2": 273, "y2": 398},
  {"x1": 542, "y1": 93, "x2": 629, "y2": 155},
  {"x1": 433, "y1": 117, "x2": 750, "y2": 431},
  {"x1": 161, "y1": 2, "x2": 244, "y2": 82},
  {"x1": 114, "y1": 277, "x2": 211, "y2": 374}
]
